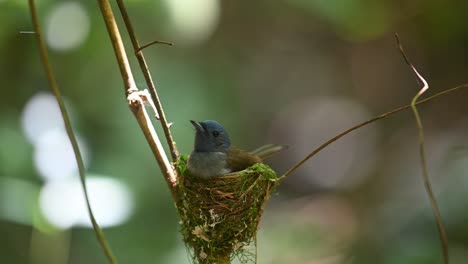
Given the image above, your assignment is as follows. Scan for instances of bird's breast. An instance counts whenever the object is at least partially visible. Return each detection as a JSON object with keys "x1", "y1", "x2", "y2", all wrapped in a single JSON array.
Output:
[{"x1": 187, "y1": 151, "x2": 231, "y2": 179}]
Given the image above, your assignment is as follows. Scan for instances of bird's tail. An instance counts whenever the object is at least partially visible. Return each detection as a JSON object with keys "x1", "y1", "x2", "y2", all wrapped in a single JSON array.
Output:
[{"x1": 250, "y1": 144, "x2": 287, "y2": 160}]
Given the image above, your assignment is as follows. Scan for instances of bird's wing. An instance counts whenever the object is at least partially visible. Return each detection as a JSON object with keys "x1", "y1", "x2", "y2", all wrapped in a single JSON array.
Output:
[
  {"x1": 250, "y1": 144, "x2": 287, "y2": 160},
  {"x1": 226, "y1": 147, "x2": 262, "y2": 172}
]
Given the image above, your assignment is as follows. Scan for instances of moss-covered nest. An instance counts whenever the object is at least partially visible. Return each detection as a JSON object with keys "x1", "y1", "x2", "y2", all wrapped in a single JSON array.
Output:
[{"x1": 176, "y1": 155, "x2": 278, "y2": 264}]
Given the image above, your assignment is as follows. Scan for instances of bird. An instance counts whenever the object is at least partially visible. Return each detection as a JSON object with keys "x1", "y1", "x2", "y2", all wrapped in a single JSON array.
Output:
[{"x1": 187, "y1": 120, "x2": 285, "y2": 179}]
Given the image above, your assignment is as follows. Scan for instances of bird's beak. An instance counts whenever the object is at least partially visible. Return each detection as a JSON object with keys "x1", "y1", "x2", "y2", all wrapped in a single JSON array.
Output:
[{"x1": 190, "y1": 120, "x2": 204, "y2": 133}]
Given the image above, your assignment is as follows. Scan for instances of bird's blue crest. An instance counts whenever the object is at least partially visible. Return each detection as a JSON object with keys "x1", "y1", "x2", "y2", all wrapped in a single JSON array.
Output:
[{"x1": 191, "y1": 120, "x2": 231, "y2": 152}]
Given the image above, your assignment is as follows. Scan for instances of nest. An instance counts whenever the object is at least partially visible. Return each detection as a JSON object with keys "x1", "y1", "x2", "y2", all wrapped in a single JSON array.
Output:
[{"x1": 176, "y1": 155, "x2": 278, "y2": 264}]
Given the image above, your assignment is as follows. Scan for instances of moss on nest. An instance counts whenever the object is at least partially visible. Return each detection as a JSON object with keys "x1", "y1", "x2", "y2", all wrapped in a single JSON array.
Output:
[{"x1": 175, "y1": 155, "x2": 278, "y2": 264}]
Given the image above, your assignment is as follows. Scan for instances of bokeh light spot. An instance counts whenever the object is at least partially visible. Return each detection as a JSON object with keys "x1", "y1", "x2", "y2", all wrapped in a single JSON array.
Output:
[
  {"x1": 271, "y1": 97, "x2": 378, "y2": 190},
  {"x1": 21, "y1": 92, "x2": 64, "y2": 145},
  {"x1": 163, "y1": 0, "x2": 220, "y2": 46},
  {"x1": 33, "y1": 128, "x2": 89, "y2": 182},
  {"x1": 46, "y1": 1, "x2": 90, "y2": 51},
  {"x1": 39, "y1": 176, "x2": 134, "y2": 229}
]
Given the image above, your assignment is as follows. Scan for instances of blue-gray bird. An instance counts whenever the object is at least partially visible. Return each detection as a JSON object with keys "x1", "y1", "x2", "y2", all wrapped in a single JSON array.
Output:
[{"x1": 187, "y1": 120, "x2": 285, "y2": 178}]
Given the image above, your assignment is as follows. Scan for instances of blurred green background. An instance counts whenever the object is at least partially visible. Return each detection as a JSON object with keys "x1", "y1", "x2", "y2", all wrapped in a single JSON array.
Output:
[{"x1": 2, "y1": 0, "x2": 468, "y2": 263}]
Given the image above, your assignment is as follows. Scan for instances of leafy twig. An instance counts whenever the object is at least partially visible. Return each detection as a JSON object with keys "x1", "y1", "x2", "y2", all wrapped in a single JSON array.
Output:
[
  {"x1": 28, "y1": 1, "x2": 117, "y2": 263},
  {"x1": 115, "y1": 0, "x2": 179, "y2": 161},
  {"x1": 396, "y1": 33, "x2": 449, "y2": 264},
  {"x1": 278, "y1": 83, "x2": 468, "y2": 182}
]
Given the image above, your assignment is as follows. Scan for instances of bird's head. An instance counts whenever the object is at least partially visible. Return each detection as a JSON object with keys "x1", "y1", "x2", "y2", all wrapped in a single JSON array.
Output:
[{"x1": 190, "y1": 120, "x2": 231, "y2": 153}]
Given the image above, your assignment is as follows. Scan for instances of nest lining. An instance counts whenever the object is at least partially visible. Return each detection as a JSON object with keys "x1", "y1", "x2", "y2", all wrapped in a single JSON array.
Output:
[{"x1": 176, "y1": 155, "x2": 278, "y2": 264}]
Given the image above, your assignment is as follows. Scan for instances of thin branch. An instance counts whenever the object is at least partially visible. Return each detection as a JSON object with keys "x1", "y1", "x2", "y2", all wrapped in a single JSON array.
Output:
[
  {"x1": 96, "y1": 0, "x2": 137, "y2": 94},
  {"x1": 128, "y1": 92, "x2": 178, "y2": 194},
  {"x1": 115, "y1": 0, "x2": 180, "y2": 161},
  {"x1": 137, "y1": 40, "x2": 173, "y2": 53},
  {"x1": 278, "y1": 82, "x2": 468, "y2": 182},
  {"x1": 96, "y1": 0, "x2": 178, "y2": 194},
  {"x1": 396, "y1": 34, "x2": 449, "y2": 264},
  {"x1": 254, "y1": 181, "x2": 273, "y2": 264},
  {"x1": 28, "y1": 1, "x2": 117, "y2": 263}
]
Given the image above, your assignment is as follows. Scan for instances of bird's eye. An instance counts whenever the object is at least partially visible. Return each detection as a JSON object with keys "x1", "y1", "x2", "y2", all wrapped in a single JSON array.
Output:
[{"x1": 212, "y1": 131, "x2": 220, "y2": 137}]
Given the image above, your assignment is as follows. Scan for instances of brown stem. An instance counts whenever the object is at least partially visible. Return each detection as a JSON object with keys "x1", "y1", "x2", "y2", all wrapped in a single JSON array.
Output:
[
  {"x1": 115, "y1": 0, "x2": 179, "y2": 161},
  {"x1": 137, "y1": 40, "x2": 173, "y2": 53},
  {"x1": 96, "y1": 0, "x2": 137, "y2": 94},
  {"x1": 96, "y1": 0, "x2": 177, "y2": 192},
  {"x1": 28, "y1": 1, "x2": 116, "y2": 262},
  {"x1": 278, "y1": 83, "x2": 468, "y2": 182},
  {"x1": 396, "y1": 34, "x2": 449, "y2": 264},
  {"x1": 128, "y1": 92, "x2": 178, "y2": 195}
]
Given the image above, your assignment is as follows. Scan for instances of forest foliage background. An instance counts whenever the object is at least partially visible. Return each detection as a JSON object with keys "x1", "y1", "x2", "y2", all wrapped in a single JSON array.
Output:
[{"x1": 1, "y1": 0, "x2": 468, "y2": 263}]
